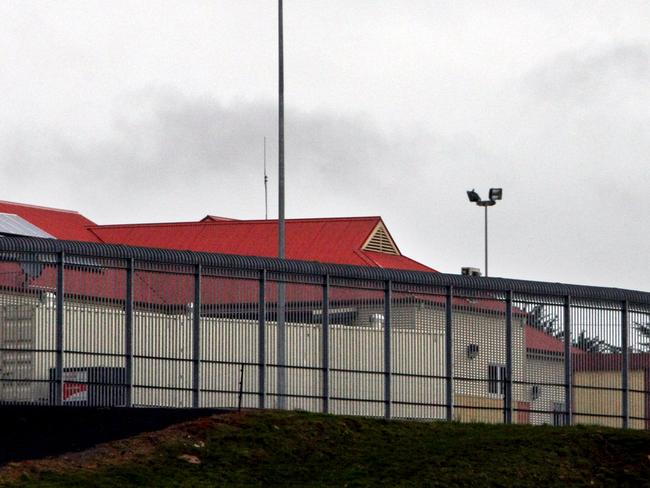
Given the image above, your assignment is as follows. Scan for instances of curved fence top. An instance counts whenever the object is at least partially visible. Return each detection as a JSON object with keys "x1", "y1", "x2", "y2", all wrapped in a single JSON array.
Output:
[{"x1": 0, "y1": 236, "x2": 648, "y2": 306}]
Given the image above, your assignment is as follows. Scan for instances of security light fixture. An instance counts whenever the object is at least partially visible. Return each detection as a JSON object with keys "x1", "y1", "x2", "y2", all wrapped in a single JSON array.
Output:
[
  {"x1": 489, "y1": 188, "x2": 503, "y2": 202},
  {"x1": 466, "y1": 187, "x2": 503, "y2": 277},
  {"x1": 467, "y1": 189, "x2": 481, "y2": 203}
]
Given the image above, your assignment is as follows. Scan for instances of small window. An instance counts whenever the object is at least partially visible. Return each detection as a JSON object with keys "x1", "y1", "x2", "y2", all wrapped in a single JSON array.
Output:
[{"x1": 488, "y1": 364, "x2": 506, "y2": 395}]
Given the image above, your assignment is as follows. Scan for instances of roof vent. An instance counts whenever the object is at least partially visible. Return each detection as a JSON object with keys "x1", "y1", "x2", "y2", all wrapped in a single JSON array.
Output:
[
  {"x1": 462, "y1": 267, "x2": 482, "y2": 277},
  {"x1": 0, "y1": 213, "x2": 54, "y2": 239},
  {"x1": 362, "y1": 223, "x2": 399, "y2": 255}
]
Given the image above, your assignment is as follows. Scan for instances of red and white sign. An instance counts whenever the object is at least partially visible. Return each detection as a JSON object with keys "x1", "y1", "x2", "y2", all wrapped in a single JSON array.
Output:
[{"x1": 62, "y1": 370, "x2": 88, "y2": 403}]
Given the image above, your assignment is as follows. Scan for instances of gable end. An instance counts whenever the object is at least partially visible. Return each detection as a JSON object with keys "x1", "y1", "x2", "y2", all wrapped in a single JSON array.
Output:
[{"x1": 362, "y1": 223, "x2": 400, "y2": 255}]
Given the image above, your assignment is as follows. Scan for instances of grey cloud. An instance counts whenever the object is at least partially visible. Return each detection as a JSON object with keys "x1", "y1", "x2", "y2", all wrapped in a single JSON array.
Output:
[
  {"x1": 526, "y1": 43, "x2": 650, "y2": 101},
  {"x1": 1, "y1": 87, "x2": 648, "y2": 291},
  {"x1": 1, "y1": 91, "x2": 459, "y2": 219}
]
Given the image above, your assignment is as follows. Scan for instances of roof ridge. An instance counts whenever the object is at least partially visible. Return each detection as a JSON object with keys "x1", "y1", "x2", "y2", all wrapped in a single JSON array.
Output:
[
  {"x1": 90, "y1": 216, "x2": 383, "y2": 230},
  {"x1": 360, "y1": 249, "x2": 437, "y2": 272},
  {"x1": 88, "y1": 221, "x2": 203, "y2": 230},
  {"x1": 0, "y1": 200, "x2": 83, "y2": 215}
]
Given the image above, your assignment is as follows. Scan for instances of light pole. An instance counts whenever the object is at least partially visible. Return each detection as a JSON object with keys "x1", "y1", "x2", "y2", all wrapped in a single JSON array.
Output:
[
  {"x1": 466, "y1": 188, "x2": 502, "y2": 277},
  {"x1": 277, "y1": 0, "x2": 287, "y2": 409}
]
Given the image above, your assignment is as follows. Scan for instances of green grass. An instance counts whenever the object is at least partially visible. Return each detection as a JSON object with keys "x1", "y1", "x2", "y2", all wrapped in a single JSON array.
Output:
[{"x1": 4, "y1": 411, "x2": 650, "y2": 487}]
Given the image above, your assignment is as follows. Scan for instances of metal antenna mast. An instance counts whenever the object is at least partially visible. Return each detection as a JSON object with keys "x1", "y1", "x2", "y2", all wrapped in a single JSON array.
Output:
[{"x1": 264, "y1": 137, "x2": 268, "y2": 220}]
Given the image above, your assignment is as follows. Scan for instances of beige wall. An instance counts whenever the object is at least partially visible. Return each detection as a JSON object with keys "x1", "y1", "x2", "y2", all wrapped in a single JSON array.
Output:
[
  {"x1": 2, "y1": 295, "x2": 647, "y2": 430},
  {"x1": 451, "y1": 307, "x2": 527, "y2": 405},
  {"x1": 573, "y1": 370, "x2": 645, "y2": 430},
  {"x1": 454, "y1": 394, "x2": 503, "y2": 424},
  {"x1": 0, "y1": 301, "x2": 447, "y2": 416},
  {"x1": 525, "y1": 353, "x2": 566, "y2": 425}
]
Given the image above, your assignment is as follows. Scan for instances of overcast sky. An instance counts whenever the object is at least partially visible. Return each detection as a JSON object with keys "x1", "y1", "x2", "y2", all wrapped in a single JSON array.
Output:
[{"x1": 0, "y1": 1, "x2": 648, "y2": 291}]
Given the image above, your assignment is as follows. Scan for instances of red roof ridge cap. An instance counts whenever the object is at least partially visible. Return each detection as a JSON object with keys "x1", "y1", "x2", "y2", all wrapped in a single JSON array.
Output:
[
  {"x1": 353, "y1": 249, "x2": 382, "y2": 267},
  {"x1": 88, "y1": 221, "x2": 206, "y2": 230},
  {"x1": 201, "y1": 215, "x2": 240, "y2": 222},
  {"x1": 0, "y1": 200, "x2": 85, "y2": 216},
  {"x1": 220, "y1": 216, "x2": 383, "y2": 224},
  {"x1": 359, "y1": 249, "x2": 437, "y2": 272},
  {"x1": 90, "y1": 216, "x2": 384, "y2": 230}
]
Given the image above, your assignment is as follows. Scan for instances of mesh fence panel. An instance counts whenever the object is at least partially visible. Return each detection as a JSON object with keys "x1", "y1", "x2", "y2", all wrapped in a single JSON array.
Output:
[
  {"x1": 0, "y1": 254, "x2": 57, "y2": 405},
  {"x1": 391, "y1": 284, "x2": 446, "y2": 420},
  {"x1": 62, "y1": 258, "x2": 127, "y2": 407},
  {"x1": 572, "y1": 299, "x2": 624, "y2": 428},
  {"x1": 628, "y1": 305, "x2": 650, "y2": 429},
  {"x1": 452, "y1": 289, "x2": 508, "y2": 424},
  {"x1": 0, "y1": 248, "x2": 648, "y2": 428},
  {"x1": 200, "y1": 269, "x2": 260, "y2": 410},
  {"x1": 513, "y1": 294, "x2": 567, "y2": 426},
  {"x1": 132, "y1": 264, "x2": 194, "y2": 407},
  {"x1": 328, "y1": 278, "x2": 386, "y2": 417}
]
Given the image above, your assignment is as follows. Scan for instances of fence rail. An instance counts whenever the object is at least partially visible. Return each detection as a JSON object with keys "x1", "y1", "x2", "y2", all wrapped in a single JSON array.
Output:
[{"x1": 0, "y1": 237, "x2": 649, "y2": 429}]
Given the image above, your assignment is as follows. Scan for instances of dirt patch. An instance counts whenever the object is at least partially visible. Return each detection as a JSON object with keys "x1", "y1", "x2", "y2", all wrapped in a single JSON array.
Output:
[{"x1": 0, "y1": 411, "x2": 249, "y2": 484}]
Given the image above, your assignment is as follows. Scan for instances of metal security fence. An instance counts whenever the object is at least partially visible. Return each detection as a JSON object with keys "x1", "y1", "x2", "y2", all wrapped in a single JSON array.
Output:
[{"x1": 0, "y1": 237, "x2": 649, "y2": 429}]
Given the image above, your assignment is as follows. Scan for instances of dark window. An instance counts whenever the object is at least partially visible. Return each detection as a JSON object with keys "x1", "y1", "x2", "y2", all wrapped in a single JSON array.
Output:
[{"x1": 488, "y1": 364, "x2": 506, "y2": 395}]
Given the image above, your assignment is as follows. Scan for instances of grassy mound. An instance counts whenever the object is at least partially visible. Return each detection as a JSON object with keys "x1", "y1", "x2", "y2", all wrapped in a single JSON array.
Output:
[{"x1": 2, "y1": 410, "x2": 650, "y2": 487}]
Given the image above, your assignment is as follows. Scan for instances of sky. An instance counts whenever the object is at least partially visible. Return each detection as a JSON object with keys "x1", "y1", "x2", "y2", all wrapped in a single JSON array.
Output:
[{"x1": 0, "y1": 1, "x2": 648, "y2": 292}]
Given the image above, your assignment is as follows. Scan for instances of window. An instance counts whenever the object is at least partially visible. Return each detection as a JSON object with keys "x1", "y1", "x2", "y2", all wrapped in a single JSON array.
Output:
[{"x1": 488, "y1": 364, "x2": 506, "y2": 395}]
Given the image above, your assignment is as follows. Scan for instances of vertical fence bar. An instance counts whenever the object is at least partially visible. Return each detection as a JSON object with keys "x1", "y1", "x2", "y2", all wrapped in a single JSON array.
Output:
[
  {"x1": 238, "y1": 363, "x2": 245, "y2": 412},
  {"x1": 445, "y1": 286, "x2": 454, "y2": 421},
  {"x1": 258, "y1": 270, "x2": 266, "y2": 409},
  {"x1": 504, "y1": 290, "x2": 513, "y2": 424},
  {"x1": 192, "y1": 264, "x2": 202, "y2": 408},
  {"x1": 125, "y1": 257, "x2": 134, "y2": 407},
  {"x1": 622, "y1": 300, "x2": 629, "y2": 429},
  {"x1": 277, "y1": 281, "x2": 287, "y2": 409},
  {"x1": 322, "y1": 275, "x2": 330, "y2": 414},
  {"x1": 563, "y1": 295, "x2": 573, "y2": 426},
  {"x1": 384, "y1": 280, "x2": 392, "y2": 420},
  {"x1": 55, "y1": 251, "x2": 65, "y2": 406}
]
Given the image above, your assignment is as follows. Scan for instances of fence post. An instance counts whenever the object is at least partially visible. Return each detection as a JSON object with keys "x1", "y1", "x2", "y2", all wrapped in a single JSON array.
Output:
[
  {"x1": 384, "y1": 280, "x2": 392, "y2": 420},
  {"x1": 563, "y1": 295, "x2": 573, "y2": 426},
  {"x1": 322, "y1": 274, "x2": 330, "y2": 414},
  {"x1": 238, "y1": 363, "x2": 246, "y2": 412},
  {"x1": 445, "y1": 286, "x2": 454, "y2": 421},
  {"x1": 504, "y1": 290, "x2": 513, "y2": 424},
  {"x1": 54, "y1": 251, "x2": 65, "y2": 406},
  {"x1": 622, "y1": 300, "x2": 629, "y2": 429},
  {"x1": 258, "y1": 270, "x2": 266, "y2": 409},
  {"x1": 192, "y1": 264, "x2": 201, "y2": 408},
  {"x1": 125, "y1": 257, "x2": 134, "y2": 407},
  {"x1": 277, "y1": 279, "x2": 287, "y2": 409}
]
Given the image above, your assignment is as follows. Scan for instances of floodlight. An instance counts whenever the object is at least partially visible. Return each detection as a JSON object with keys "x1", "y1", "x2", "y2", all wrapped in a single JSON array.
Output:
[
  {"x1": 465, "y1": 187, "x2": 503, "y2": 277},
  {"x1": 489, "y1": 188, "x2": 503, "y2": 201},
  {"x1": 467, "y1": 190, "x2": 481, "y2": 203}
]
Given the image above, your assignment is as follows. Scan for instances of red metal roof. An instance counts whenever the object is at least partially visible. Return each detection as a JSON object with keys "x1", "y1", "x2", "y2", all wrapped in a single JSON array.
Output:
[
  {"x1": 525, "y1": 326, "x2": 585, "y2": 355},
  {"x1": 0, "y1": 200, "x2": 434, "y2": 271},
  {"x1": 88, "y1": 217, "x2": 434, "y2": 272},
  {"x1": 0, "y1": 200, "x2": 100, "y2": 242}
]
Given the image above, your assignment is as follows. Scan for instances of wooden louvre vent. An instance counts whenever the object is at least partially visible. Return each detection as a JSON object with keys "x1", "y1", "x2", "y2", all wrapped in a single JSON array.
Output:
[{"x1": 362, "y1": 223, "x2": 399, "y2": 255}]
